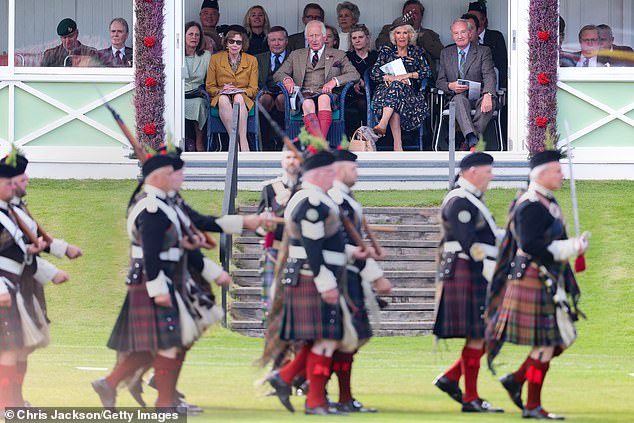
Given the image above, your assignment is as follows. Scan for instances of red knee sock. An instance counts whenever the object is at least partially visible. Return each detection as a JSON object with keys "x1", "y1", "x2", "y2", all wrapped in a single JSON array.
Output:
[
  {"x1": 317, "y1": 110, "x2": 333, "y2": 139},
  {"x1": 461, "y1": 346, "x2": 484, "y2": 403},
  {"x1": 105, "y1": 352, "x2": 153, "y2": 389},
  {"x1": 513, "y1": 355, "x2": 536, "y2": 384},
  {"x1": 303, "y1": 113, "x2": 321, "y2": 137},
  {"x1": 305, "y1": 351, "x2": 333, "y2": 409},
  {"x1": 332, "y1": 351, "x2": 354, "y2": 404},
  {"x1": 279, "y1": 344, "x2": 310, "y2": 384},
  {"x1": 526, "y1": 360, "x2": 550, "y2": 410},
  {"x1": 443, "y1": 356, "x2": 463, "y2": 382},
  {"x1": 153, "y1": 355, "x2": 181, "y2": 407},
  {"x1": 0, "y1": 364, "x2": 17, "y2": 410},
  {"x1": 13, "y1": 360, "x2": 27, "y2": 405}
]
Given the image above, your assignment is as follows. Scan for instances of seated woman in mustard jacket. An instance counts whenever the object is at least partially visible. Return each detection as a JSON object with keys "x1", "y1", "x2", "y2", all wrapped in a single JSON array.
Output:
[{"x1": 206, "y1": 25, "x2": 258, "y2": 151}]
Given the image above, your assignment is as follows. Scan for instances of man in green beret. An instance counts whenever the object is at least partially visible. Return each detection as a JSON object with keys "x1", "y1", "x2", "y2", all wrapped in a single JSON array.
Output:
[{"x1": 41, "y1": 18, "x2": 97, "y2": 67}]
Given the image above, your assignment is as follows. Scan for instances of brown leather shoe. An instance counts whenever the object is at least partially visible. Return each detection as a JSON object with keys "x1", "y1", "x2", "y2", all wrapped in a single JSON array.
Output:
[{"x1": 373, "y1": 125, "x2": 387, "y2": 137}]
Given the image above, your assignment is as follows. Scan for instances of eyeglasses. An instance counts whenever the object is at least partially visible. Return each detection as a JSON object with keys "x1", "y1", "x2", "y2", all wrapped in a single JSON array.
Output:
[{"x1": 227, "y1": 39, "x2": 243, "y2": 45}]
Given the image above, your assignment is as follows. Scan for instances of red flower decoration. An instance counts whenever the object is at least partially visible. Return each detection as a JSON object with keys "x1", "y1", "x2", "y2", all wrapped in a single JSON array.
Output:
[
  {"x1": 537, "y1": 31, "x2": 550, "y2": 41},
  {"x1": 143, "y1": 124, "x2": 156, "y2": 135},
  {"x1": 535, "y1": 116, "x2": 549, "y2": 127},
  {"x1": 145, "y1": 153, "x2": 153, "y2": 160},
  {"x1": 159, "y1": 150, "x2": 167, "y2": 155},
  {"x1": 145, "y1": 77, "x2": 156, "y2": 87},
  {"x1": 307, "y1": 145, "x2": 318, "y2": 154},
  {"x1": 537, "y1": 72, "x2": 550, "y2": 85},
  {"x1": 143, "y1": 36, "x2": 156, "y2": 47},
  {"x1": 144, "y1": 0, "x2": 152, "y2": 2}
]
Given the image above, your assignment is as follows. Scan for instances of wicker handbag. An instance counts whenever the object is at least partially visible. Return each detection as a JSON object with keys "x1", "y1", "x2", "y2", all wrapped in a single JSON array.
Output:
[{"x1": 349, "y1": 126, "x2": 378, "y2": 152}]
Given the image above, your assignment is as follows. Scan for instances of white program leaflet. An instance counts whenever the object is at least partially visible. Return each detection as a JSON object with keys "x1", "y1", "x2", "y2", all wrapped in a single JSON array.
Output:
[{"x1": 457, "y1": 79, "x2": 481, "y2": 102}]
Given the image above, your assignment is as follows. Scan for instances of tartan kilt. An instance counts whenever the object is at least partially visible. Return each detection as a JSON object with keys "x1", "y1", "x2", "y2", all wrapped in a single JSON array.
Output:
[
  {"x1": 345, "y1": 270, "x2": 372, "y2": 340},
  {"x1": 107, "y1": 258, "x2": 181, "y2": 352},
  {"x1": 18, "y1": 262, "x2": 50, "y2": 329},
  {"x1": 487, "y1": 267, "x2": 562, "y2": 346},
  {"x1": 279, "y1": 272, "x2": 343, "y2": 342},
  {"x1": 260, "y1": 248, "x2": 278, "y2": 319},
  {"x1": 0, "y1": 270, "x2": 24, "y2": 350},
  {"x1": 433, "y1": 257, "x2": 487, "y2": 339}
]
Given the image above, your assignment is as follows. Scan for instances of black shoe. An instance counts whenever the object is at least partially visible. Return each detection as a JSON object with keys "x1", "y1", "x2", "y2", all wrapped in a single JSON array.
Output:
[
  {"x1": 523, "y1": 406, "x2": 565, "y2": 420},
  {"x1": 462, "y1": 398, "x2": 505, "y2": 413},
  {"x1": 500, "y1": 373, "x2": 524, "y2": 410},
  {"x1": 147, "y1": 374, "x2": 185, "y2": 400},
  {"x1": 176, "y1": 401, "x2": 204, "y2": 416},
  {"x1": 433, "y1": 374, "x2": 463, "y2": 404},
  {"x1": 305, "y1": 404, "x2": 348, "y2": 416},
  {"x1": 91, "y1": 378, "x2": 116, "y2": 408},
  {"x1": 128, "y1": 378, "x2": 146, "y2": 408},
  {"x1": 267, "y1": 371, "x2": 295, "y2": 413},
  {"x1": 339, "y1": 398, "x2": 378, "y2": 413}
]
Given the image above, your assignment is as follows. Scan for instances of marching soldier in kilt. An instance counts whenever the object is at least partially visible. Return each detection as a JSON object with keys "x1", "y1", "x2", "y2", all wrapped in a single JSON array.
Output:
[
  {"x1": 486, "y1": 150, "x2": 588, "y2": 420},
  {"x1": 7, "y1": 153, "x2": 76, "y2": 407},
  {"x1": 267, "y1": 148, "x2": 368, "y2": 416},
  {"x1": 257, "y1": 146, "x2": 300, "y2": 322},
  {"x1": 327, "y1": 148, "x2": 392, "y2": 413},
  {"x1": 0, "y1": 158, "x2": 51, "y2": 414},
  {"x1": 93, "y1": 150, "x2": 193, "y2": 410},
  {"x1": 432, "y1": 152, "x2": 504, "y2": 413}
]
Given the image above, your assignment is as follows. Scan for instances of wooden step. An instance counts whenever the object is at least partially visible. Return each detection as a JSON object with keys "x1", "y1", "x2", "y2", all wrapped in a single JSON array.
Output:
[
  {"x1": 230, "y1": 269, "x2": 436, "y2": 289},
  {"x1": 228, "y1": 319, "x2": 434, "y2": 337},
  {"x1": 231, "y1": 286, "x2": 435, "y2": 303},
  {"x1": 230, "y1": 301, "x2": 436, "y2": 322},
  {"x1": 234, "y1": 237, "x2": 440, "y2": 256},
  {"x1": 232, "y1": 252, "x2": 437, "y2": 271},
  {"x1": 239, "y1": 224, "x2": 441, "y2": 242}
]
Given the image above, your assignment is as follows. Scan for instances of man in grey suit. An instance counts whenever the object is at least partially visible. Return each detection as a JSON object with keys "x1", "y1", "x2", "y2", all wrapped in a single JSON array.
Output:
[
  {"x1": 274, "y1": 21, "x2": 359, "y2": 139},
  {"x1": 436, "y1": 19, "x2": 496, "y2": 151},
  {"x1": 257, "y1": 26, "x2": 290, "y2": 150}
]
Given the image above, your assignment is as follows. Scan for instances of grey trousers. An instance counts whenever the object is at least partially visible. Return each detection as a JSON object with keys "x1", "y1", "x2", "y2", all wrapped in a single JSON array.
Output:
[{"x1": 452, "y1": 93, "x2": 496, "y2": 137}]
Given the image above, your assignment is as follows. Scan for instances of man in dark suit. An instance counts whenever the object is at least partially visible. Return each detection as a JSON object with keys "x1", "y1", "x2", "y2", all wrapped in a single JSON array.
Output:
[
  {"x1": 597, "y1": 24, "x2": 634, "y2": 67},
  {"x1": 257, "y1": 26, "x2": 290, "y2": 150},
  {"x1": 375, "y1": 0, "x2": 443, "y2": 77},
  {"x1": 564, "y1": 25, "x2": 607, "y2": 67},
  {"x1": 467, "y1": 1, "x2": 507, "y2": 88},
  {"x1": 275, "y1": 21, "x2": 359, "y2": 139},
  {"x1": 287, "y1": 3, "x2": 324, "y2": 52},
  {"x1": 97, "y1": 18, "x2": 133, "y2": 67},
  {"x1": 436, "y1": 19, "x2": 496, "y2": 151}
]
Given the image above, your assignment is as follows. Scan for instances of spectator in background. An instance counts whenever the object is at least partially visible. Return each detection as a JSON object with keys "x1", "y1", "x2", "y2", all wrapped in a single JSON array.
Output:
[
  {"x1": 97, "y1": 18, "x2": 133, "y2": 67},
  {"x1": 461, "y1": 13, "x2": 481, "y2": 44},
  {"x1": 376, "y1": 0, "x2": 443, "y2": 77},
  {"x1": 206, "y1": 25, "x2": 258, "y2": 152},
  {"x1": 184, "y1": 21, "x2": 212, "y2": 152},
  {"x1": 597, "y1": 24, "x2": 634, "y2": 67},
  {"x1": 345, "y1": 24, "x2": 377, "y2": 137},
  {"x1": 558, "y1": 15, "x2": 577, "y2": 67},
  {"x1": 200, "y1": 0, "x2": 222, "y2": 53},
  {"x1": 371, "y1": 19, "x2": 432, "y2": 151},
  {"x1": 336, "y1": 2, "x2": 361, "y2": 52},
  {"x1": 436, "y1": 19, "x2": 496, "y2": 151},
  {"x1": 243, "y1": 5, "x2": 271, "y2": 55},
  {"x1": 573, "y1": 25, "x2": 605, "y2": 67},
  {"x1": 287, "y1": 3, "x2": 325, "y2": 51},
  {"x1": 467, "y1": 1, "x2": 507, "y2": 88},
  {"x1": 326, "y1": 25, "x2": 340, "y2": 49},
  {"x1": 41, "y1": 18, "x2": 96, "y2": 67},
  {"x1": 257, "y1": 26, "x2": 290, "y2": 150}
]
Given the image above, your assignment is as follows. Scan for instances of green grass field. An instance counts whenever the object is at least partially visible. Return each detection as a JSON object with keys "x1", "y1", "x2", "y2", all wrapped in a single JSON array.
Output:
[{"x1": 16, "y1": 180, "x2": 634, "y2": 422}]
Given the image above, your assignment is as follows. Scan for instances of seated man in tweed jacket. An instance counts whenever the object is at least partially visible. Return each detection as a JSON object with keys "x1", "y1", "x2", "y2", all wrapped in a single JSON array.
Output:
[{"x1": 274, "y1": 21, "x2": 359, "y2": 139}]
